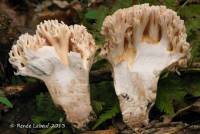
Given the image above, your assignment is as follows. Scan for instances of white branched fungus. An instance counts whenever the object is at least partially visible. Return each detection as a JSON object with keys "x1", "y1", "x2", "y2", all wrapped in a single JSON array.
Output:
[
  {"x1": 101, "y1": 4, "x2": 190, "y2": 127},
  {"x1": 9, "y1": 20, "x2": 96, "y2": 129}
]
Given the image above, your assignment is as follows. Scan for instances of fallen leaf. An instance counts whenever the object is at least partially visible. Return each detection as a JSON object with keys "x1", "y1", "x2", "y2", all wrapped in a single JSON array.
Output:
[{"x1": 82, "y1": 128, "x2": 118, "y2": 134}]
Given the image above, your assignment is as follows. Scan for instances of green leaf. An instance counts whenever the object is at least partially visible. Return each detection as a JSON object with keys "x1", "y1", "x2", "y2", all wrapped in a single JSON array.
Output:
[
  {"x1": 164, "y1": 0, "x2": 177, "y2": 9},
  {"x1": 139, "y1": 0, "x2": 158, "y2": 4},
  {"x1": 32, "y1": 115, "x2": 50, "y2": 124},
  {"x1": 185, "y1": 75, "x2": 200, "y2": 97},
  {"x1": 41, "y1": 128, "x2": 61, "y2": 134},
  {"x1": 185, "y1": 17, "x2": 200, "y2": 37},
  {"x1": 95, "y1": 6, "x2": 109, "y2": 31},
  {"x1": 92, "y1": 100, "x2": 105, "y2": 114},
  {"x1": 191, "y1": 40, "x2": 200, "y2": 61},
  {"x1": 179, "y1": 5, "x2": 200, "y2": 18},
  {"x1": 111, "y1": 0, "x2": 133, "y2": 13},
  {"x1": 91, "y1": 59, "x2": 109, "y2": 70},
  {"x1": 90, "y1": 81, "x2": 118, "y2": 106},
  {"x1": 33, "y1": 93, "x2": 64, "y2": 123},
  {"x1": 155, "y1": 75, "x2": 187, "y2": 115},
  {"x1": 0, "y1": 96, "x2": 13, "y2": 108},
  {"x1": 62, "y1": 129, "x2": 72, "y2": 134},
  {"x1": 85, "y1": 10, "x2": 97, "y2": 20},
  {"x1": 92, "y1": 104, "x2": 120, "y2": 130},
  {"x1": 11, "y1": 76, "x2": 23, "y2": 84}
]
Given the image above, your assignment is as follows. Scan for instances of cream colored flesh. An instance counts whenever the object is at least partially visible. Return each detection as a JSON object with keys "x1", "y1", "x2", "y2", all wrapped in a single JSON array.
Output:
[
  {"x1": 17, "y1": 46, "x2": 94, "y2": 128},
  {"x1": 101, "y1": 4, "x2": 190, "y2": 129},
  {"x1": 113, "y1": 39, "x2": 184, "y2": 127}
]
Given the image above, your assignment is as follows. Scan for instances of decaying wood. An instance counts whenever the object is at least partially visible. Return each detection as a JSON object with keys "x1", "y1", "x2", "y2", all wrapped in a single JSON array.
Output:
[
  {"x1": 139, "y1": 122, "x2": 200, "y2": 134},
  {"x1": 190, "y1": 62, "x2": 200, "y2": 68},
  {"x1": 1, "y1": 82, "x2": 46, "y2": 97},
  {"x1": 112, "y1": 121, "x2": 200, "y2": 134}
]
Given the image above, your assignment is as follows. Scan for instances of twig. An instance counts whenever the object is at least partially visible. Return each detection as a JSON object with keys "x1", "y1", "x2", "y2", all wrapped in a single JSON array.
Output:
[
  {"x1": 177, "y1": 0, "x2": 190, "y2": 12},
  {"x1": 1, "y1": 82, "x2": 46, "y2": 97},
  {"x1": 140, "y1": 122, "x2": 187, "y2": 134}
]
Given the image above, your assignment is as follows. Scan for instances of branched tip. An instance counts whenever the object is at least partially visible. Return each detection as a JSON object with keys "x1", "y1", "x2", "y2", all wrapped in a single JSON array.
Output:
[{"x1": 36, "y1": 20, "x2": 71, "y2": 65}]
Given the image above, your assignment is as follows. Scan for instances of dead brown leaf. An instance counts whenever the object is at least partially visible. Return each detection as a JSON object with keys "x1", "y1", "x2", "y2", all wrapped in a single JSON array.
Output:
[
  {"x1": 82, "y1": 128, "x2": 118, "y2": 134},
  {"x1": 2, "y1": 85, "x2": 25, "y2": 95},
  {"x1": 52, "y1": 0, "x2": 69, "y2": 9},
  {"x1": 0, "y1": 0, "x2": 26, "y2": 26},
  {"x1": 31, "y1": 9, "x2": 80, "y2": 27}
]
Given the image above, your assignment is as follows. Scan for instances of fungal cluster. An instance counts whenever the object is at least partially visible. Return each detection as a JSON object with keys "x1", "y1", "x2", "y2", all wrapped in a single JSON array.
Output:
[{"x1": 9, "y1": 4, "x2": 190, "y2": 129}]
